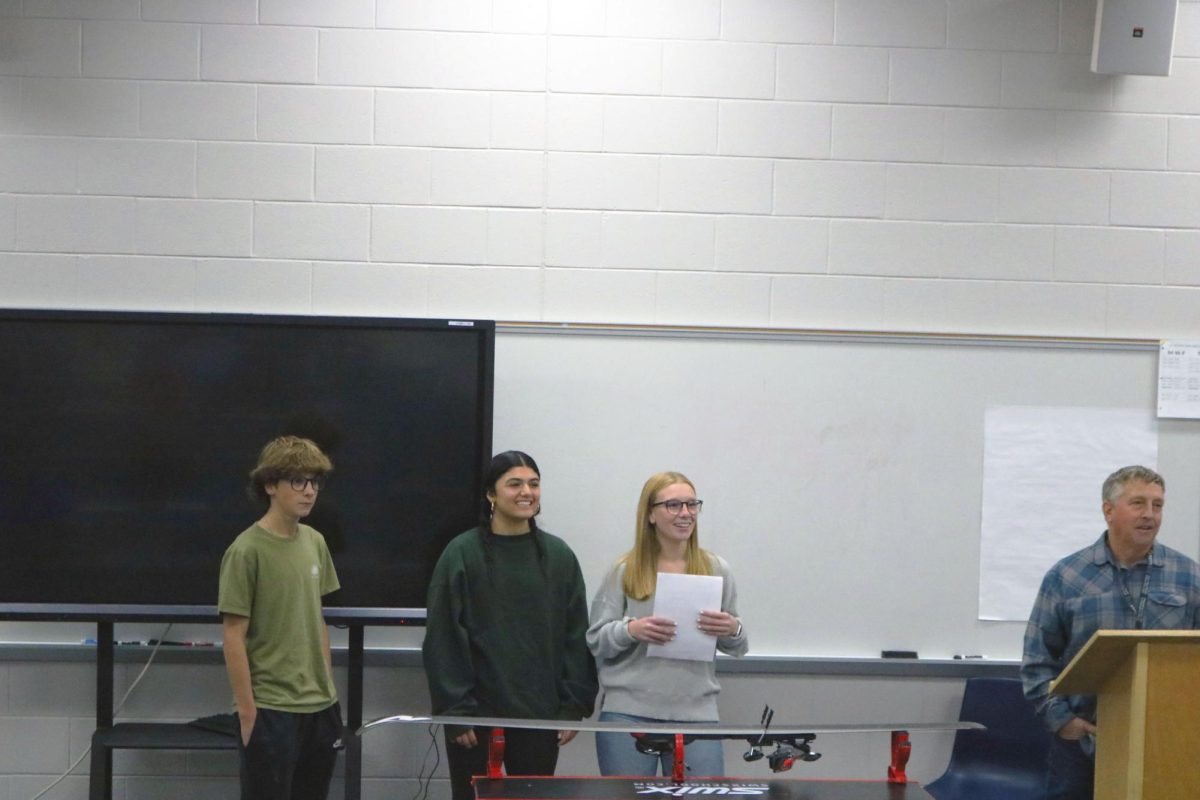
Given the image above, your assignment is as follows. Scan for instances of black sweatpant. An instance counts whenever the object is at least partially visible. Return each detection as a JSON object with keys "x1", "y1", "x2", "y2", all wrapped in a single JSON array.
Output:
[
  {"x1": 445, "y1": 726, "x2": 560, "y2": 800},
  {"x1": 237, "y1": 703, "x2": 343, "y2": 800}
]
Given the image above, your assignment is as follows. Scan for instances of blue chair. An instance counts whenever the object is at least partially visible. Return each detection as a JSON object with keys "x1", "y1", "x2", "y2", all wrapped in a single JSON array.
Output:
[{"x1": 925, "y1": 677, "x2": 1053, "y2": 800}]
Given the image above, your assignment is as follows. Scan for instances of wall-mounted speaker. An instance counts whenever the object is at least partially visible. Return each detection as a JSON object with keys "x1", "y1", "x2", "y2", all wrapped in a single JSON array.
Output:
[{"x1": 1091, "y1": 0, "x2": 1178, "y2": 76}]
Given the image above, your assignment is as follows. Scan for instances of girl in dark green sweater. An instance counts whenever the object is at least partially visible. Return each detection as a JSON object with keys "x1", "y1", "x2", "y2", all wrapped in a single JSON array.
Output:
[{"x1": 423, "y1": 451, "x2": 597, "y2": 800}]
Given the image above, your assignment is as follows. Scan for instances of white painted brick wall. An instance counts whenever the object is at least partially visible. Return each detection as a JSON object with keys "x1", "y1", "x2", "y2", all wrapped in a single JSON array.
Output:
[
  {"x1": 437, "y1": 33, "x2": 546, "y2": 91},
  {"x1": 941, "y1": 223, "x2": 1054, "y2": 281},
  {"x1": 312, "y1": 261, "x2": 429, "y2": 317},
  {"x1": 1166, "y1": 230, "x2": 1200, "y2": 285},
  {"x1": 714, "y1": 215, "x2": 828, "y2": 273},
  {"x1": 828, "y1": 219, "x2": 943, "y2": 279},
  {"x1": 0, "y1": 136, "x2": 77, "y2": 192},
  {"x1": 1112, "y1": 60, "x2": 1200, "y2": 114},
  {"x1": 659, "y1": 156, "x2": 773, "y2": 214},
  {"x1": 491, "y1": 92, "x2": 547, "y2": 149},
  {"x1": 257, "y1": 85, "x2": 374, "y2": 144},
  {"x1": 718, "y1": 100, "x2": 831, "y2": 158},
  {"x1": 487, "y1": 208, "x2": 544, "y2": 266},
  {"x1": 82, "y1": 20, "x2": 198, "y2": 79},
  {"x1": 722, "y1": 0, "x2": 834, "y2": 44},
  {"x1": 0, "y1": 193, "x2": 14, "y2": 250},
  {"x1": 770, "y1": 274, "x2": 883, "y2": 328},
  {"x1": 1000, "y1": 53, "x2": 1112, "y2": 111},
  {"x1": 996, "y1": 168, "x2": 1111, "y2": 226},
  {"x1": 604, "y1": 97, "x2": 719, "y2": 155},
  {"x1": 1168, "y1": 117, "x2": 1200, "y2": 170},
  {"x1": 835, "y1": 0, "x2": 947, "y2": 47},
  {"x1": 0, "y1": 0, "x2": 1198, "y2": 352},
  {"x1": 884, "y1": 164, "x2": 999, "y2": 223},
  {"x1": 253, "y1": 201, "x2": 371, "y2": 261},
  {"x1": 0, "y1": 252, "x2": 77, "y2": 306},
  {"x1": 1111, "y1": 171, "x2": 1200, "y2": 228},
  {"x1": 195, "y1": 257, "x2": 312, "y2": 312},
  {"x1": 890, "y1": 49, "x2": 1002, "y2": 108},
  {"x1": 137, "y1": 199, "x2": 253, "y2": 257},
  {"x1": 259, "y1": 0, "x2": 374, "y2": 29},
  {"x1": 371, "y1": 206, "x2": 489, "y2": 264},
  {"x1": 0, "y1": 17, "x2": 81, "y2": 77},
  {"x1": 431, "y1": 149, "x2": 544, "y2": 207},
  {"x1": 776, "y1": 45, "x2": 888, "y2": 103},
  {"x1": 662, "y1": 41, "x2": 776, "y2": 99},
  {"x1": 76, "y1": 254, "x2": 196, "y2": 310},
  {"x1": 655, "y1": 271, "x2": 771, "y2": 325},
  {"x1": 943, "y1": 109, "x2": 1057, "y2": 167},
  {"x1": 376, "y1": 0, "x2": 492, "y2": 33},
  {"x1": 200, "y1": 24, "x2": 317, "y2": 84},
  {"x1": 542, "y1": 266, "x2": 652, "y2": 322},
  {"x1": 15, "y1": 195, "x2": 136, "y2": 253},
  {"x1": 544, "y1": 209, "x2": 602, "y2": 267},
  {"x1": 19, "y1": 77, "x2": 138, "y2": 136},
  {"x1": 142, "y1": 0, "x2": 255, "y2": 24},
  {"x1": 831, "y1": 106, "x2": 944, "y2": 163},
  {"x1": 1056, "y1": 112, "x2": 1168, "y2": 170},
  {"x1": 200, "y1": 142, "x2": 315, "y2": 201},
  {"x1": 546, "y1": 94, "x2": 605, "y2": 151},
  {"x1": 774, "y1": 160, "x2": 886, "y2": 218},
  {"x1": 139, "y1": 82, "x2": 256, "y2": 140},
  {"x1": 1053, "y1": 226, "x2": 1165, "y2": 284},
  {"x1": 549, "y1": 37, "x2": 662, "y2": 95},
  {"x1": 314, "y1": 146, "x2": 430, "y2": 204},
  {"x1": 427, "y1": 264, "x2": 542, "y2": 319},
  {"x1": 946, "y1": 0, "x2": 1060, "y2": 53},
  {"x1": 547, "y1": 152, "x2": 658, "y2": 211},
  {"x1": 77, "y1": 139, "x2": 196, "y2": 198},
  {"x1": 602, "y1": 212, "x2": 715, "y2": 270},
  {"x1": 375, "y1": 89, "x2": 491, "y2": 148}
]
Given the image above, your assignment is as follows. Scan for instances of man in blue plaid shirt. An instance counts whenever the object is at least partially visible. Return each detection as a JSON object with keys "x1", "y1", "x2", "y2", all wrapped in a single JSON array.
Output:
[{"x1": 1021, "y1": 465, "x2": 1200, "y2": 800}]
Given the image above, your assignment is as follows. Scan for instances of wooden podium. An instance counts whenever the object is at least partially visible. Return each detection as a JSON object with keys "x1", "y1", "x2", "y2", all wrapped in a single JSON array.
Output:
[{"x1": 1051, "y1": 630, "x2": 1200, "y2": 800}]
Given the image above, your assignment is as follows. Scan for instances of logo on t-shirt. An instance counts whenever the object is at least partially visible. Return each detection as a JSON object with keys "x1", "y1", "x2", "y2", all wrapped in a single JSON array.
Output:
[{"x1": 311, "y1": 565, "x2": 320, "y2": 578}]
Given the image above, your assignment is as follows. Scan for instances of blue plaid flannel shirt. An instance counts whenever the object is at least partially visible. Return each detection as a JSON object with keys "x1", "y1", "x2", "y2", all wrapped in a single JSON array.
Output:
[{"x1": 1021, "y1": 532, "x2": 1200, "y2": 737}]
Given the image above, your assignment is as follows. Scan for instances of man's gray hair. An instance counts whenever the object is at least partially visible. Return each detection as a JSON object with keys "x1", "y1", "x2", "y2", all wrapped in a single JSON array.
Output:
[{"x1": 1102, "y1": 465, "x2": 1165, "y2": 504}]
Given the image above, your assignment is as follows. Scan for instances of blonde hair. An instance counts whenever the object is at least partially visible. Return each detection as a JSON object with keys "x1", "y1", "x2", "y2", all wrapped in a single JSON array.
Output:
[{"x1": 621, "y1": 471, "x2": 714, "y2": 600}]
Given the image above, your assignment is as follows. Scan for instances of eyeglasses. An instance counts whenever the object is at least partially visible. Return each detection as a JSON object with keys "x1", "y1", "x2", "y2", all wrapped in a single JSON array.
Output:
[
  {"x1": 651, "y1": 499, "x2": 703, "y2": 515},
  {"x1": 287, "y1": 476, "x2": 324, "y2": 492}
]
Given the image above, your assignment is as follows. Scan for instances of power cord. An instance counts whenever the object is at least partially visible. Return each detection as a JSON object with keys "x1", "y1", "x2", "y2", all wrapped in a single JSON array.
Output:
[
  {"x1": 415, "y1": 724, "x2": 448, "y2": 800},
  {"x1": 28, "y1": 623, "x2": 174, "y2": 800}
]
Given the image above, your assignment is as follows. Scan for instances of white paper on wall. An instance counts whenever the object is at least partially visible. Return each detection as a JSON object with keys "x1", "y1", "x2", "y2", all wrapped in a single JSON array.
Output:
[
  {"x1": 1157, "y1": 341, "x2": 1200, "y2": 419},
  {"x1": 978, "y1": 406, "x2": 1158, "y2": 621}
]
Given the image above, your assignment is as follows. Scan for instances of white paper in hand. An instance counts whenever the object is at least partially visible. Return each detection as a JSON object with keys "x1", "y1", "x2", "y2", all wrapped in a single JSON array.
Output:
[{"x1": 646, "y1": 572, "x2": 723, "y2": 662}]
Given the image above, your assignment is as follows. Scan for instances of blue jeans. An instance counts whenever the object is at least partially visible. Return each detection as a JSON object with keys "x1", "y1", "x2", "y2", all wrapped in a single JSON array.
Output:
[
  {"x1": 595, "y1": 711, "x2": 725, "y2": 778},
  {"x1": 1045, "y1": 736, "x2": 1094, "y2": 800}
]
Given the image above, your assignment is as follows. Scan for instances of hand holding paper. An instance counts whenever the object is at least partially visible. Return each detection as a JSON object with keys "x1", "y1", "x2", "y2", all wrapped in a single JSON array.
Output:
[
  {"x1": 646, "y1": 572, "x2": 724, "y2": 662},
  {"x1": 628, "y1": 615, "x2": 677, "y2": 645}
]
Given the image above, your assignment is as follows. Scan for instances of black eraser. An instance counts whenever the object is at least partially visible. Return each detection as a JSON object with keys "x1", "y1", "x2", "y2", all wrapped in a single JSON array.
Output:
[{"x1": 881, "y1": 650, "x2": 918, "y2": 659}]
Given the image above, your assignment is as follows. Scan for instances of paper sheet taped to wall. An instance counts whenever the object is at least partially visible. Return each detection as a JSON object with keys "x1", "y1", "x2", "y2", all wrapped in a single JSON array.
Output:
[{"x1": 1157, "y1": 341, "x2": 1200, "y2": 419}]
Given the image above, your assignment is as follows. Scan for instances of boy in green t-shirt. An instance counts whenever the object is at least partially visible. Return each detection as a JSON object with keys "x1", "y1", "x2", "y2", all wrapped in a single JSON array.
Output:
[{"x1": 219, "y1": 436, "x2": 342, "y2": 800}]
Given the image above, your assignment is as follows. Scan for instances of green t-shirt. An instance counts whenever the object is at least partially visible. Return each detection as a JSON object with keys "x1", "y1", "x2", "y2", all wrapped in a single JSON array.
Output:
[{"x1": 218, "y1": 523, "x2": 340, "y2": 712}]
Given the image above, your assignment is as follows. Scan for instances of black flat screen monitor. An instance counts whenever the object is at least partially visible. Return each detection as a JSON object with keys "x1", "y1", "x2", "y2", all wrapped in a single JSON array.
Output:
[{"x1": 0, "y1": 310, "x2": 494, "y2": 619}]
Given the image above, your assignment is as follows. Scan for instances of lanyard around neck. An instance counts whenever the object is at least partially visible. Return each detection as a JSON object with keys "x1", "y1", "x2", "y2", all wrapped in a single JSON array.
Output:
[{"x1": 1114, "y1": 560, "x2": 1152, "y2": 629}]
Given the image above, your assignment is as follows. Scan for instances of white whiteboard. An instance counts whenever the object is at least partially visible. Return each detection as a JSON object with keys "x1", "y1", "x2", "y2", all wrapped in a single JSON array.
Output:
[{"x1": 492, "y1": 329, "x2": 1200, "y2": 660}]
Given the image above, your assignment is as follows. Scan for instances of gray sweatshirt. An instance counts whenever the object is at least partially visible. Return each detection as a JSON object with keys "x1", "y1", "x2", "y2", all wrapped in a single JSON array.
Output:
[{"x1": 586, "y1": 554, "x2": 748, "y2": 722}]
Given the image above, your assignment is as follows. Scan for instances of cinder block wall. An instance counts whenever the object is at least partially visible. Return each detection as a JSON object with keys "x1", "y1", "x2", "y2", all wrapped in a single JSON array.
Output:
[{"x1": 2, "y1": 0, "x2": 1198, "y2": 334}]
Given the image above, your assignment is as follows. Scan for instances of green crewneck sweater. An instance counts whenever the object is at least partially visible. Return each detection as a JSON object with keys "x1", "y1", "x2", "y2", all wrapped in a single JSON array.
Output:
[{"x1": 422, "y1": 526, "x2": 598, "y2": 721}]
